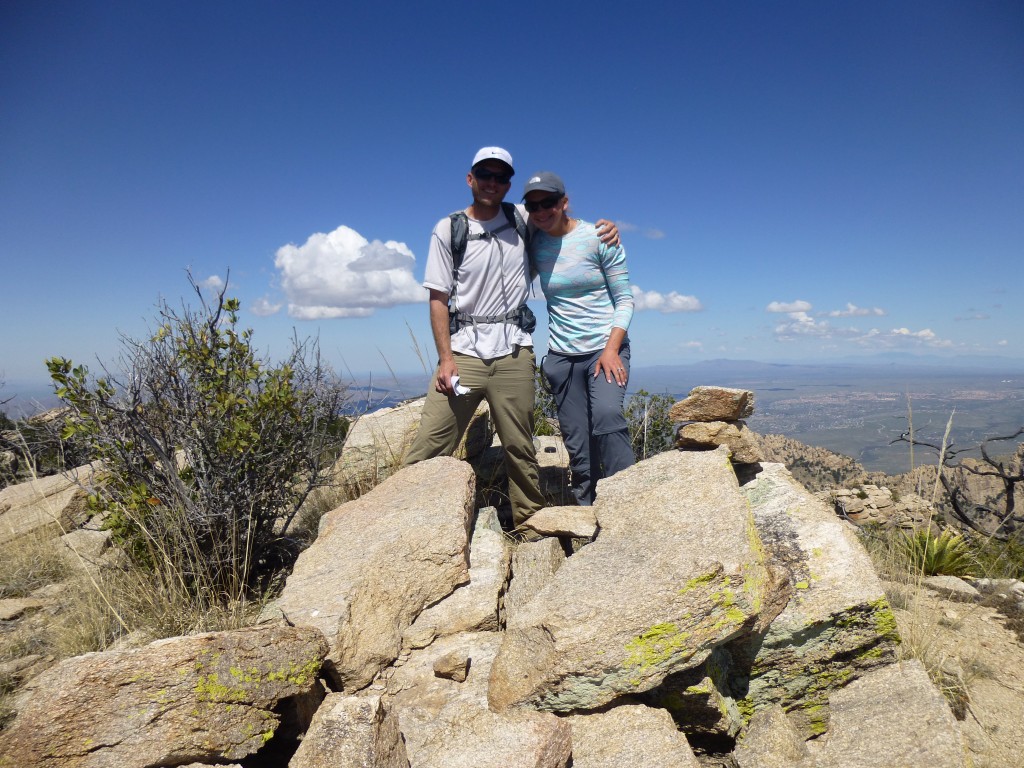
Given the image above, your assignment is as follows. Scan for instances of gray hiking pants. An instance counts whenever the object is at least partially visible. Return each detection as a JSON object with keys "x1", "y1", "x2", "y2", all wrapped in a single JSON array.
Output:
[{"x1": 541, "y1": 344, "x2": 635, "y2": 506}]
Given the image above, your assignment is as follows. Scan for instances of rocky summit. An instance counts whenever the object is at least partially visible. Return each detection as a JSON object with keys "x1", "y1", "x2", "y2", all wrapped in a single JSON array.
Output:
[{"x1": 0, "y1": 386, "x2": 973, "y2": 767}]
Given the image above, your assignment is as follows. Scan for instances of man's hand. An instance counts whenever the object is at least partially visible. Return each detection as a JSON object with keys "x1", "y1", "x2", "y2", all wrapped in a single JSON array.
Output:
[
  {"x1": 435, "y1": 357, "x2": 459, "y2": 396},
  {"x1": 427, "y1": 288, "x2": 459, "y2": 396},
  {"x1": 595, "y1": 219, "x2": 620, "y2": 248}
]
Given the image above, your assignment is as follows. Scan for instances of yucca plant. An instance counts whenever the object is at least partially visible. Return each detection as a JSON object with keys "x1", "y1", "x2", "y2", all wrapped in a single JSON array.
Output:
[{"x1": 901, "y1": 529, "x2": 979, "y2": 578}]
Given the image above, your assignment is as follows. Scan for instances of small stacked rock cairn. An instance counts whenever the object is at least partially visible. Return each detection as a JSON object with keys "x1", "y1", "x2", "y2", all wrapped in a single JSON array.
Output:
[{"x1": 670, "y1": 385, "x2": 763, "y2": 464}]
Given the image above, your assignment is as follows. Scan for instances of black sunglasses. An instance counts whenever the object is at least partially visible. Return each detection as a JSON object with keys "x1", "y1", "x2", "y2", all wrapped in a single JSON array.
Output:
[
  {"x1": 472, "y1": 168, "x2": 513, "y2": 185},
  {"x1": 524, "y1": 195, "x2": 563, "y2": 213}
]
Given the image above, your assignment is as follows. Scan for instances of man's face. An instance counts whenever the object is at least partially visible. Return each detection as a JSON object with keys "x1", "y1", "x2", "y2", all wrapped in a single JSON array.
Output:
[{"x1": 467, "y1": 161, "x2": 513, "y2": 208}]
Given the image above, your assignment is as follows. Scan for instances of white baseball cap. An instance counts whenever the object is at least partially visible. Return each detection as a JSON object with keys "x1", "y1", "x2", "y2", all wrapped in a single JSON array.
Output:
[{"x1": 471, "y1": 146, "x2": 514, "y2": 173}]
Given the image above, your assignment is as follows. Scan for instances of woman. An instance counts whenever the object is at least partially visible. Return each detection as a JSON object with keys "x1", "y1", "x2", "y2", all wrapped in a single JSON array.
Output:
[{"x1": 524, "y1": 171, "x2": 635, "y2": 506}]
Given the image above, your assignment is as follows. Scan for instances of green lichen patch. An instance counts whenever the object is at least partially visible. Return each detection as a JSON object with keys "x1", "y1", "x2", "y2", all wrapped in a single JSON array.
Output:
[
  {"x1": 741, "y1": 509, "x2": 768, "y2": 612},
  {"x1": 681, "y1": 572, "x2": 719, "y2": 594},
  {"x1": 870, "y1": 598, "x2": 900, "y2": 642},
  {"x1": 624, "y1": 623, "x2": 693, "y2": 673},
  {"x1": 801, "y1": 702, "x2": 829, "y2": 736},
  {"x1": 190, "y1": 652, "x2": 322, "y2": 707},
  {"x1": 194, "y1": 672, "x2": 249, "y2": 704}
]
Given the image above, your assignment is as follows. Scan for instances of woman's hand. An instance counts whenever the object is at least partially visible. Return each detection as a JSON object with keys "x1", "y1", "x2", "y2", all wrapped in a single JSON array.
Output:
[{"x1": 594, "y1": 347, "x2": 627, "y2": 387}]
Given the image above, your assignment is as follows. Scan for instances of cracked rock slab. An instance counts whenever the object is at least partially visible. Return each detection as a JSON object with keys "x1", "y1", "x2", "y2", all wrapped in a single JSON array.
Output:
[
  {"x1": 270, "y1": 457, "x2": 475, "y2": 690},
  {"x1": 489, "y1": 449, "x2": 779, "y2": 713},
  {"x1": 0, "y1": 624, "x2": 328, "y2": 768}
]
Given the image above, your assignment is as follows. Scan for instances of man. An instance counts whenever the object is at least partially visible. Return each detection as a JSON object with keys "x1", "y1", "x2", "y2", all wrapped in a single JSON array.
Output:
[{"x1": 403, "y1": 147, "x2": 616, "y2": 533}]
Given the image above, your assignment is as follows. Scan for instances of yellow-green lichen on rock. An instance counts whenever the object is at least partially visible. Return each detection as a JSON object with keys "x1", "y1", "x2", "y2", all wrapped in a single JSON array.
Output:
[
  {"x1": 732, "y1": 462, "x2": 905, "y2": 739},
  {"x1": 488, "y1": 449, "x2": 786, "y2": 715},
  {"x1": 624, "y1": 623, "x2": 693, "y2": 673}
]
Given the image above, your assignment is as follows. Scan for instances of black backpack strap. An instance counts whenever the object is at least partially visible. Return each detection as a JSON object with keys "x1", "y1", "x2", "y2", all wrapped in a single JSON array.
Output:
[
  {"x1": 501, "y1": 201, "x2": 530, "y2": 250},
  {"x1": 448, "y1": 211, "x2": 469, "y2": 306},
  {"x1": 448, "y1": 211, "x2": 469, "y2": 275}
]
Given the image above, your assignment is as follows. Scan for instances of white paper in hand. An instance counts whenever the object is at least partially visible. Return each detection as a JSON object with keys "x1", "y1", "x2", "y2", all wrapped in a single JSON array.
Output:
[{"x1": 450, "y1": 375, "x2": 471, "y2": 396}]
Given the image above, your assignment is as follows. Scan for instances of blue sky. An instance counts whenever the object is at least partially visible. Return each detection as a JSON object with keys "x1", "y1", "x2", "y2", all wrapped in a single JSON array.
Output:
[{"x1": 2, "y1": 1, "x2": 1022, "y2": 403}]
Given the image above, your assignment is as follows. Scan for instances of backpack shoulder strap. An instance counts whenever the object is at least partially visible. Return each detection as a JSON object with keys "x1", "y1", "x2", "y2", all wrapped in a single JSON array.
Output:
[
  {"x1": 447, "y1": 210, "x2": 469, "y2": 307},
  {"x1": 448, "y1": 211, "x2": 469, "y2": 274},
  {"x1": 501, "y1": 202, "x2": 530, "y2": 249}
]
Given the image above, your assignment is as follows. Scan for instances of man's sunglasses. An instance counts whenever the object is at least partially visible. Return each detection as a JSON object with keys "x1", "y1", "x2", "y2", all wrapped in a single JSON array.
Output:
[
  {"x1": 472, "y1": 168, "x2": 513, "y2": 185},
  {"x1": 524, "y1": 195, "x2": 563, "y2": 213}
]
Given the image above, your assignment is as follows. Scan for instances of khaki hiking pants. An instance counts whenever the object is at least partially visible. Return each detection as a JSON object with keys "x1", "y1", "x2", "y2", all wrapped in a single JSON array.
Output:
[{"x1": 403, "y1": 346, "x2": 544, "y2": 529}]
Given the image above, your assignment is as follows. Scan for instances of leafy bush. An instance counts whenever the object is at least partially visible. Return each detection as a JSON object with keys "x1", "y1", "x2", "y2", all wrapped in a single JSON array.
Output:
[
  {"x1": 47, "y1": 276, "x2": 349, "y2": 602},
  {"x1": 533, "y1": 366, "x2": 559, "y2": 437},
  {"x1": 970, "y1": 532, "x2": 1024, "y2": 580},
  {"x1": 532, "y1": 378, "x2": 676, "y2": 464},
  {"x1": 900, "y1": 529, "x2": 979, "y2": 577},
  {"x1": 624, "y1": 389, "x2": 676, "y2": 461}
]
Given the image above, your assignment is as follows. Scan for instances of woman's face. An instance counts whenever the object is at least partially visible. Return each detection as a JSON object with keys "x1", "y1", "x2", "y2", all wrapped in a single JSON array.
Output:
[{"x1": 524, "y1": 190, "x2": 568, "y2": 233}]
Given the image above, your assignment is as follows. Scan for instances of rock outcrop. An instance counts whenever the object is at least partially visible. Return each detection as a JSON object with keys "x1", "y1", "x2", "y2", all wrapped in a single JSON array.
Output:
[
  {"x1": 331, "y1": 396, "x2": 493, "y2": 495},
  {"x1": 401, "y1": 506, "x2": 510, "y2": 646},
  {"x1": 565, "y1": 704, "x2": 700, "y2": 767},
  {"x1": 0, "y1": 383, "x2": 972, "y2": 767},
  {"x1": 0, "y1": 462, "x2": 97, "y2": 545},
  {"x1": 755, "y1": 432, "x2": 868, "y2": 491},
  {"x1": 735, "y1": 661, "x2": 966, "y2": 768},
  {"x1": 268, "y1": 456, "x2": 475, "y2": 690},
  {"x1": 489, "y1": 448, "x2": 782, "y2": 713},
  {"x1": 288, "y1": 692, "x2": 409, "y2": 768},
  {"x1": 732, "y1": 463, "x2": 900, "y2": 735},
  {"x1": 0, "y1": 624, "x2": 329, "y2": 768},
  {"x1": 384, "y1": 631, "x2": 572, "y2": 768},
  {"x1": 819, "y1": 484, "x2": 936, "y2": 530},
  {"x1": 670, "y1": 385, "x2": 755, "y2": 422}
]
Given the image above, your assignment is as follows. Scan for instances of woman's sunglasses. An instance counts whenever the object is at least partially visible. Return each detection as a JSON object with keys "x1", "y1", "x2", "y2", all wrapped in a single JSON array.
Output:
[{"x1": 524, "y1": 195, "x2": 563, "y2": 213}]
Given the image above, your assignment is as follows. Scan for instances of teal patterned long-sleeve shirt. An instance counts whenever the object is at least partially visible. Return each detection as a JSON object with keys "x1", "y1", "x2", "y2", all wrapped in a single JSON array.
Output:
[{"x1": 530, "y1": 220, "x2": 634, "y2": 355}]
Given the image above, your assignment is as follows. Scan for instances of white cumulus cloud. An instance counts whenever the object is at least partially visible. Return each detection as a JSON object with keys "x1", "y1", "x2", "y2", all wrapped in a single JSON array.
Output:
[
  {"x1": 200, "y1": 275, "x2": 225, "y2": 293},
  {"x1": 891, "y1": 327, "x2": 936, "y2": 340},
  {"x1": 766, "y1": 300, "x2": 813, "y2": 313},
  {"x1": 632, "y1": 286, "x2": 703, "y2": 313},
  {"x1": 250, "y1": 296, "x2": 282, "y2": 317},
  {"x1": 274, "y1": 225, "x2": 424, "y2": 319},
  {"x1": 827, "y1": 302, "x2": 886, "y2": 318},
  {"x1": 773, "y1": 313, "x2": 833, "y2": 339},
  {"x1": 854, "y1": 327, "x2": 953, "y2": 349}
]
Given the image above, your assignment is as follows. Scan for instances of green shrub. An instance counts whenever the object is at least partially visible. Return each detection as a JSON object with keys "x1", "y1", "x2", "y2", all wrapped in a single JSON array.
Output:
[
  {"x1": 533, "y1": 367, "x2": 559, "y2": 437},
  {"x1": 47, "y1": 275, "x2": 349, "y2": 602},
  {"x1": 971, "y1": 533, "x2": 1024, "y2": 580},
  {"x1": 624, "y1": 389, "x2": 676, "y2": 461},
  {"x1": 900, "y1": 529, "x2": 979, "y2": 577}
]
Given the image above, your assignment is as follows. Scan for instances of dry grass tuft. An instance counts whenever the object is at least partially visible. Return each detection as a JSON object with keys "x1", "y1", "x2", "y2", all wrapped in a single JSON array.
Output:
[
  {"x1": 859, "y1": 520, "x2": 1023, "y2": 724},
  {"x1": 0, "y1": 530, "x2": 71, "y2": 599}
]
